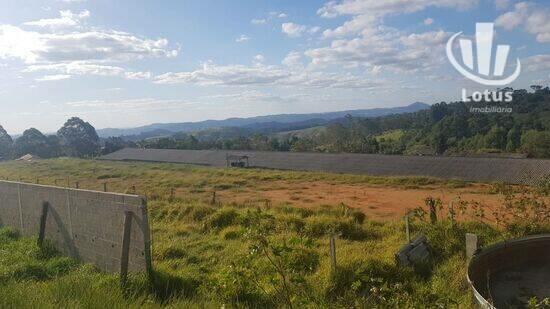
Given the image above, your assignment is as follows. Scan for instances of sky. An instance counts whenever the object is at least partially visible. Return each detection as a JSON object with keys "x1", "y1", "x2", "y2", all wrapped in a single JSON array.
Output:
[{"x1": 0, "y1": 0, "x2": 549, "y2": 134}]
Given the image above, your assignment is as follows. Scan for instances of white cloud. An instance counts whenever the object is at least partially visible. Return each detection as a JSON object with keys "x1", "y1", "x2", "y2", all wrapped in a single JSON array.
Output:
[
  {"x1": 495, "y1": 2, "x2": 550, "y2": 43},
  {"x1": 317, "y1": 0, "x2": 478, "y2": 19},
  {"x1": 308, "y1": 26, "x2": 321, "y2": 34},
  {"x1": 269, "y1": 11, "x2": 288, "y2": 18},
  {"x1": 154, "y1": 61, "x2": 380, "y2": 89},
  {"x1": 24, "y1": 10, "x2": 90, "y2": 29},
  {"x1": 0, "y1": 25, "x2": 41, "y2": 63},
  {"x1": 203, "y1": 90, "x2": 293, "y2": 103},
  {"x1": 253, "y1": 54, "x2": 265, "y2": 66},
  {"x1": 319, "y1": 0, "x2": 477, "y2": 38},
  {"x1": 36, "y1": 74, "x2": 71, "y2": 81},
  {"x1": 235, "y1": 34, "x2": 250, "y2": 42},
  {"x1": 282, "y1": 51, "x2": 303, "y2": 68},
  {"x1": 309, "y1": 0, "x2": 480, "y2": 75},
  {"x1": 306, "y1": 29, "x2": 450, "y2": 72},
  {"x1": 124, "y1": 71, "x2": 152, "y2": 80},
  {"x1": 495, "y1": 0, "x2": 510, "y2": 10},
  {"x1": 26, "y1": 62, "x2": 125, "y2": 76},
  {"x1": 65, "y1": 98, "x2": 197, "y2": 113},
  {"x1": 524, "y1": 54, "x2": 550, "y2": 72},
  {"x1": 282, "y1": 22, "x2": 307, "y2": 37},
  {"x1": 322, "y1": 14, "x2": 377, "y2": 38},
  {"x1": 155, "y1": 62, "x2": 289, "y2": 86},
  {"x1": 0, "y1": 25, "x2": 178, "y2": 64},
  {"x1": 24, "y1": 61, "x2": 151, "y2": 80},
  {"x1": 251, "y1": 19, "x2": 266, "y2": 25}
]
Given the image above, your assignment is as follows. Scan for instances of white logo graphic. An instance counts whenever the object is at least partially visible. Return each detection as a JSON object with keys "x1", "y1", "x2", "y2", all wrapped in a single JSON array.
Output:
[{"x1": 446, "y1": 23, "x2": 520, "y2": 86}]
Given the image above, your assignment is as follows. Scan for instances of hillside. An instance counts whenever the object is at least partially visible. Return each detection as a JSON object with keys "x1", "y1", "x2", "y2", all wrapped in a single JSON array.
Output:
[
  {"x1": 97, "y1": 102, "x2": 429, "y2": 138},
  {"x1": 139, "y1": 88, "x2": 550, "y2": 158}
]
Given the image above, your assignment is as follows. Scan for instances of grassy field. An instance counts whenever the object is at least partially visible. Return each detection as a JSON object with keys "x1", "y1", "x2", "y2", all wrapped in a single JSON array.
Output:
[{"x1": 0, "y1": 158, "x2": 548, "y2": 308}]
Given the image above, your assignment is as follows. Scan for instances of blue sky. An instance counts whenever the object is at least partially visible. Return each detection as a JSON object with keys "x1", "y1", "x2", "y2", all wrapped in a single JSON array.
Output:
[{"x1": 0, "y1": 0, "x2": 548, "y2": 134}]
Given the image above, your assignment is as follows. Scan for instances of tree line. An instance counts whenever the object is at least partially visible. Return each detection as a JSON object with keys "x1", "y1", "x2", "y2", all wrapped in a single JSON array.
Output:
[
  {"x1": 0, "y1": 117, "x2": 106, "y2": 160},
  {"x1": 1, "y1": 86, "x2": 549, "y2": 160},
  {"x1": 140, "y1": 86, "x2": 550, "y2": 158}
]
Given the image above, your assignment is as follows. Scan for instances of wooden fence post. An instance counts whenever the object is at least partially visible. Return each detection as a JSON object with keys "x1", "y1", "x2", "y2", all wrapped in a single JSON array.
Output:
[
  {"x1": 405, "y1": 215, "x2": 411, "y2": 243},
  {"x1": 211, "y1": 191, "x2": 216, "y2": 205},
  {"x1": 103, "y1": 182, "x2": 107, "y2": 192},
  {"x1": 75, "y1": 181, "x2": 79, "y2": 189},
  {"x1": 37, "y1": 202, "x2": 50, "y2": 247},
  {"x1": 132, "y1": 185, "x2": 136, "y2": 194},
  {"x1": 330, "y1": 235, "x2": 337, "y2": 273},
  {"x1": 120, "y1": 211, "x2": 133, "y2": 286}
]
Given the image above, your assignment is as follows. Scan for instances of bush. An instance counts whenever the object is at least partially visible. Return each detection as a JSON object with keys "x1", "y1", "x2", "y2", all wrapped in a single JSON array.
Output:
[
  {"x1": 151, "y1": 268, "x2": 200, "y2": 300},
  {"x1": 205, "y1": 208, "x2": 239, "y2": 230},
  {"x1": 221, "y1": 226, "x2": 244, "y2": 240},
  {"x1": 276, "y1": 214, "x2": 306, "y2": 233},
  {"x1": 536, "y1": 175, "x2": 550, "y2": 196},
  {"x1": 0, "y1": 228, "x2": 19, "y2": 242},
  {"x1": 286, "y1": 247, "x2": 319, "y2": 273},
  {"x1": 157, "y1": 246, "x2": 187, "y2": 260},
  {"x1": 321, "y1": 260, "x2": 415, "y2": 306},
  {"x1": 350, "y1": 210, "x2": 366, "y2": 225},
  {"x1": 188, "y1": 205, "x2": 215, "y2": 222},
  {"x1": 304, "y1": 215, "x2": 368, "y2": 240}
]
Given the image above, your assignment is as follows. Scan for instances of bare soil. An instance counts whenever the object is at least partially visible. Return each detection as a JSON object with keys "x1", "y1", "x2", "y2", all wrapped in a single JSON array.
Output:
[{"x1": 216, "y1": 181, "x2": 504, "y2": 220}]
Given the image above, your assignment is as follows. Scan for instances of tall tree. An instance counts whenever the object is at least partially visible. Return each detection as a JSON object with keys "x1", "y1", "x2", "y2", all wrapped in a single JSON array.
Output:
[
  {"x1": 57, "y1": 117, "x2": 100, "y2": 157},
  {"x1": 0, "y1": 125, "x2": 13, "y2": 160},
  {"x1": 12, "y1": 128, "x2": 54, "y2": 158}
]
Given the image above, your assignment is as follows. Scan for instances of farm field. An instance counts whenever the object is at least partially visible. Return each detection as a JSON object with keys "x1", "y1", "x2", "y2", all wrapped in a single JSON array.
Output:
[{"x1": 0, "y1": 158, "x2": 548, "y2": 308}]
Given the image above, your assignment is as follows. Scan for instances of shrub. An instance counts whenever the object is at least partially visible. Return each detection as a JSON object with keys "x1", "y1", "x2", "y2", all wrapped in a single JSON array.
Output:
[
  {"x1": 536, "y1": 175, "x2": 550, "y2": 196},
  {"x1": 286, "y1": 247, "x2": 319, "y2": 273},
  {"x1": 321, "y1": 260, "x2": 415, "y2": 306},
  {"x1": 350, "y1": 210, "x2": 366, "y2": 225},
  {"x1": 157, "y1": 246, "x2": 187, "y2": 260},
  {"x1": 188, "y1": 205, "x2": 215, "y2": 222},
  {"x1": 151, "y1": 268, "x2": 200, "y2": 300},
  {"x1": 304, "y1": 215, "x2": 368, "y2": 240},
  {"x1": 276, "y1": 214, "x2": 306, "y2": 233},
  {"x1": 221, "y1": 226, "x2": 244, "y2": 240},
  {"x1": 0, "y1": 227, "x2": 19, "y2": 242},
  {"x1": 205, "y1": 208, "x2": 239, "y2": 230}
]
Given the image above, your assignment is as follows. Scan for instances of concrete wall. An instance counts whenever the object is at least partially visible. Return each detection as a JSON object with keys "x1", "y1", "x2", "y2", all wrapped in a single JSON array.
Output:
[
  {"x1": 0, "y1": 180, "x2": 151, "y2": 273},
  {"x1": 101, "y1": 148, "x2": 550, "y2": 185}
]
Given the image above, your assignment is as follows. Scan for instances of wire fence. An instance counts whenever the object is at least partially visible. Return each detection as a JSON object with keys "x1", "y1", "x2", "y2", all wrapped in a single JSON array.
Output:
[{"x1": 1, "y1": 175, "x2": 221, "y2": 205}]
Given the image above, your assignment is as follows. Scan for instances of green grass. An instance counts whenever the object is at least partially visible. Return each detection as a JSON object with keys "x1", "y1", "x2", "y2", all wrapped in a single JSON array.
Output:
[{"x1": 0, "y1": 158, "x2": 545, "y2": 308}]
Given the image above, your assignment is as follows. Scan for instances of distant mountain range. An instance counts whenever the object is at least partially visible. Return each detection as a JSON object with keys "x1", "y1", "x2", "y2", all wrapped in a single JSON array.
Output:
[{"x1": 97, "y1": 102, "x2": 430, "y2": 138}]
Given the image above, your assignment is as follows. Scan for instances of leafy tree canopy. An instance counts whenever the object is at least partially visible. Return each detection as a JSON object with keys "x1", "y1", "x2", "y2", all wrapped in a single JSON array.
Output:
[{"x1": 57, "y1": 117, "x2": 100, "y2": 157}]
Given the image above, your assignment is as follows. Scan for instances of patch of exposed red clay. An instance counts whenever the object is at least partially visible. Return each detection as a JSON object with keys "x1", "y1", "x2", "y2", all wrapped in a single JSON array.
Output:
[{"x1": 216, "y1": 181, "x2": 507, "y2": 220}]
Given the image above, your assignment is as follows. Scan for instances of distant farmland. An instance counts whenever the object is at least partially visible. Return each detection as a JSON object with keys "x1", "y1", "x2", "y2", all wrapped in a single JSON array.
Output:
[{"x1": 101, "y1": 148, "x2": 550, "y2": 185}]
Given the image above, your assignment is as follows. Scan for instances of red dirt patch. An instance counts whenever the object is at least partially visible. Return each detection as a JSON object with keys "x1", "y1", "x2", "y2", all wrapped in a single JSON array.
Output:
[{"x1": 216, "y1": 181, "x2": 505, "y2": 220}]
